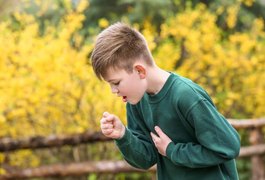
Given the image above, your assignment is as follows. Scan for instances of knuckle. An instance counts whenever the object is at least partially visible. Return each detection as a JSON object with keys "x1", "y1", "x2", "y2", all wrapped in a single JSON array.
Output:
[
  {"x1": 110, "y1": 114, "x2": 116, "y2": 119},
  {"x1": 100, "y1": 118, "x2": 106, "y2": 124},
  {"x1": 107, "y1": 116, "x2": 113, "y2": 121},
  {"x1": 103, "y1": 129, "x2": 111, "y2": 135}
]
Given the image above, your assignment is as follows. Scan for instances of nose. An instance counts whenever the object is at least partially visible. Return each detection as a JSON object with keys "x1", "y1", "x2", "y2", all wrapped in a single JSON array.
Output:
[{"x1": 111, "y1": 86, "x2": 119, "y2": 94}]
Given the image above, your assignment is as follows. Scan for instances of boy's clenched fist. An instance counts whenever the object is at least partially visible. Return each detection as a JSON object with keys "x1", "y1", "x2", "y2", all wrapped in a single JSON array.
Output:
[{"x1": 100, "y1": 112, "x2": 125, "y2": 139}]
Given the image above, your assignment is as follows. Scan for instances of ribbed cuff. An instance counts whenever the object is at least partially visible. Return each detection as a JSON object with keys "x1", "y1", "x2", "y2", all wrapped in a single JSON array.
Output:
[
  {"x1": 115, "y1": 127, "x2": 131, "y2": 147},
  {"x1": 166, "y1": 141, "x2": 175, "y2": 160}
]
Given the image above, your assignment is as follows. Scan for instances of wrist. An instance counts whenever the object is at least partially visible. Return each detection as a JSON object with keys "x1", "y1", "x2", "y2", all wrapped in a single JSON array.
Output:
[
  {"x1": 115, "y1": 127, "x2": 131, "y2": 147},
  {"x1": 118, "y1": 125, "x2": 126, "y2": 139},
  {"x1": 166, "y1": 141, "x2": 175, "y2": 159}
]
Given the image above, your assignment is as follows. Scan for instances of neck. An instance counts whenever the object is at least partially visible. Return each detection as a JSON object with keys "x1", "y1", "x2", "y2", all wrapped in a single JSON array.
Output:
[{"x1": 146, "y1": 66, "x2": 170, "y2": 95}]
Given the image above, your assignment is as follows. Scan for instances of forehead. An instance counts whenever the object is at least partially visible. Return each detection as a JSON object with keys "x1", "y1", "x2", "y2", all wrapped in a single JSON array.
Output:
[{"x1": 103, "y1": 68, "x2": 128, "y2": 82}]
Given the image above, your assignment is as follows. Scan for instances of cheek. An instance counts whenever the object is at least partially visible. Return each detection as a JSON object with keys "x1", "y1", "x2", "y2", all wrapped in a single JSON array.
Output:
[
  {"x1": 128, "y1": 80, "x2": 146, "y2": 95},
  {"x1": 120, "y1": 74, "x2": 147, "y2": 95}
]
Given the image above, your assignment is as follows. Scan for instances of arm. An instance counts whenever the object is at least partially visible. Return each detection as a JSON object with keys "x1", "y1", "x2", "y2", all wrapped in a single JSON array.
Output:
[
  {"x1": 166, "y1": 99, "x2": 240, "y2": 168},
  {"x1": 115, "y1": 105, "x2": 158, "y2": 170}
]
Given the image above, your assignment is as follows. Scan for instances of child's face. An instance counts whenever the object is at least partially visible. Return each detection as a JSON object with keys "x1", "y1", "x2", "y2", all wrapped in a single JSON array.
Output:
[{"x1": 104, "y1": 67, "x2": 147, "y2": 105}]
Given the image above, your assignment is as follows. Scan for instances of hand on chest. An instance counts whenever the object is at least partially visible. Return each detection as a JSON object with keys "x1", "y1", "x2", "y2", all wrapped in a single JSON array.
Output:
[{"x1": 143, "y1": 109, "x2": 194, "y2": 143}]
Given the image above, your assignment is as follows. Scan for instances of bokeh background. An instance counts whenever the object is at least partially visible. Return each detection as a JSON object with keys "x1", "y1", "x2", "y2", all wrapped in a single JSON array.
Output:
[{"x1": 0, "y1": 0, "x2": 264, "y2": 179}]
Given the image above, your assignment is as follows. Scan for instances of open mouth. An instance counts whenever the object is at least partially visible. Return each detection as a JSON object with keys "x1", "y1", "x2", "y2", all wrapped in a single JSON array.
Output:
[{"x1": 122, "y1": 96, "x2": 127, "y2": 102}]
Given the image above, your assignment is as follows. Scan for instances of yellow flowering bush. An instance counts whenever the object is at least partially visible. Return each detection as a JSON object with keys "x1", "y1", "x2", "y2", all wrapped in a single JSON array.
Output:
[
  {"x1": 0, "y1": 0, "x2": 264, "y2": 175},
  {"x1": 157, "y1": 4, "x2": 265, "y2": 118},
  {"x1": 0, "y1": 0, "x2": 126, "y2": 171}
]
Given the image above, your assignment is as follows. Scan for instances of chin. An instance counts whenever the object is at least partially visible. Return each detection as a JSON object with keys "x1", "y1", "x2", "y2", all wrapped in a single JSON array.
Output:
[
  {"x1": 128, "y1": 99, "x2": 140, "y2": 105},
  {"x1": 129, "y1": 102, "x2": 137, "y2": 105}
]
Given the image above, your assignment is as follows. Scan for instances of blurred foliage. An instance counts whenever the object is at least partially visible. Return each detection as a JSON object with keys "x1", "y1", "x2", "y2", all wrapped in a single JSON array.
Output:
[
  {"x1": 157, "y1": 4, "x2": 265, "y2": 118},
  {"x1": 0, "y1": 0, "x2": 127, "y2": 177},
  {"x1": 5, "y1": 0, "x2": 264, "y2": 36},
  {"x1": 0, "y1": 0, "x2": 264, "y2": 179},
  {"x1": 0, "y1": 0, "x2": 19, "y2": 20}
]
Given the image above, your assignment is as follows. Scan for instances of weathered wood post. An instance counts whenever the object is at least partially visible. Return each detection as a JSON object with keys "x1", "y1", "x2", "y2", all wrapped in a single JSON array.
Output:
[{"x1": 249, "y1": 127, "x2": 264, "y2": 180}]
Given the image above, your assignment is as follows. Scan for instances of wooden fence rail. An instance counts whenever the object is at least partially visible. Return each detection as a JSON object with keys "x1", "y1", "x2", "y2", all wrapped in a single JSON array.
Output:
[
  {"x1": 1, "y1": 118, "x2": 264, "y2": 152},
  {"x1": 0, "y1": 161, "x2": 156, "y2": 180},
  {"x1": 0, "y1": 132, "x2": 111, "y2": 152},
  {"x1": 0, "y1": 118, "x2": 264, "y2": 180}
]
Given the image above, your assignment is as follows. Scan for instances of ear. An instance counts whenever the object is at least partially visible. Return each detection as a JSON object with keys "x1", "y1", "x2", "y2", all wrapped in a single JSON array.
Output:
[{"x1": 134, "y1": 65, "x2": 146, "y2": 79}]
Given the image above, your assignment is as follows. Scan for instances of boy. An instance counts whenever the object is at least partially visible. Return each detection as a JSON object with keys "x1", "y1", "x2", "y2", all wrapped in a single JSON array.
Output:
[{"x1": 91, "y1": 22, "x2": 240, "y2": 180}]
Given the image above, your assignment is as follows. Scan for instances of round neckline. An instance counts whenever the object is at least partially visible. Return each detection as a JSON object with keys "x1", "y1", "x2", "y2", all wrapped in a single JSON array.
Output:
[{"x1": 147, "y1": 72, "x2": 176, "y2": 104}]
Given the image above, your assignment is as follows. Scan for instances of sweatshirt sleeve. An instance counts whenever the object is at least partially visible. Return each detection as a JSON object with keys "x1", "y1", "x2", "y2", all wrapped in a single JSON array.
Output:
[
  {"x1": 166, "y1": 99, "x2": 240, "y2": 168},
  {"x1": 114, "y1": 105, "x2": 157, "y2": 170}
]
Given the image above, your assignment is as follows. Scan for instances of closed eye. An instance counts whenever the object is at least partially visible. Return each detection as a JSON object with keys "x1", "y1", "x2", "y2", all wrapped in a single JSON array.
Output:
[{"x1": 112, "y1": 82, "x2": 120, "y2": 86}]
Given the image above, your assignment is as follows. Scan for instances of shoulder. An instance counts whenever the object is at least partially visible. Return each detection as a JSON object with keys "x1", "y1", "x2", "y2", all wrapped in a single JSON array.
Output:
[
  {"x1": 171, "y1": 74, "x2": 204, "y2": 101},
  {"x1": 170, "y1": 74, "x2": 212, "y2": 114}
]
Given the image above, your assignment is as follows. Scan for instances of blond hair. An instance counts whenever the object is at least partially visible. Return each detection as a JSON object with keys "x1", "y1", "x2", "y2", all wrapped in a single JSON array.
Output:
[{"x1": 91, "y1": 22, "x2": 154, "y2": 80}]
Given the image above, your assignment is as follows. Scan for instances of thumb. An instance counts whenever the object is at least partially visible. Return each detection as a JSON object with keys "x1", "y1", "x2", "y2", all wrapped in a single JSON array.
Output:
[
  {"x1": 104, "y1": 113, "x2": 115, "y2": 122},
  {"x1": 154, "y1": 126, "x2": 164, "y2": 137},
  {"x1": 103, "y1": 112, "x2": 110, "y2": 118}
]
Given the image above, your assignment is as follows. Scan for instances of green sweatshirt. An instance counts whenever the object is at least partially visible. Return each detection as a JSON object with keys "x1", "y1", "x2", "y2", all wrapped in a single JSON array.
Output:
[{"x1": 115, "y1": 73, "x2": 240, "y2": 180}]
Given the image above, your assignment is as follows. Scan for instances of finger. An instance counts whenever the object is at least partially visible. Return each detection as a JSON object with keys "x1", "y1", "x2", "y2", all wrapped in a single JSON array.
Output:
[
  {"x1": 154, "y1": 126, "x2": 164, "y2": 137},
  {"x1": 103, "y1": 112, "x2": 110, "y2": 118},
  {"x1": 100, "y1": 117, "x2": 110, "y2": 124},
  {"x1": 105, "y1": 114, "x2": 115, "y2": 122},
  {"x1": 101, "y1": 123, "x2": 114, "y2": 129},
  {"x1": 102, "y1": 128, "x2": 113, "y2": 135},
  {"x1": 100, "y1": 116, "x2": 113, "y2": 124},
  {"x1": 150, "y1": 132, "x2": 159, "y2": 143}
]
